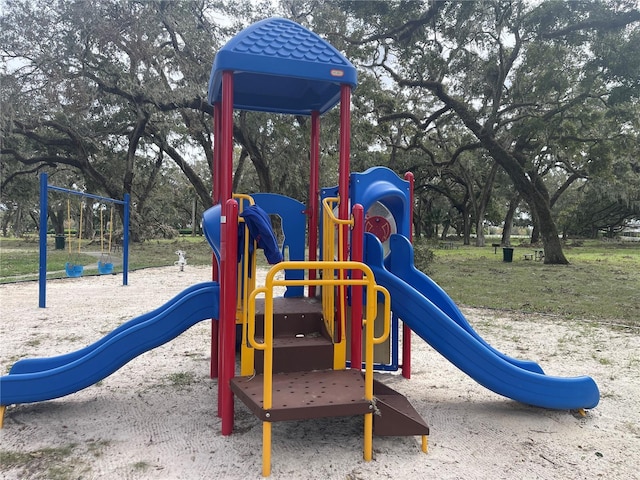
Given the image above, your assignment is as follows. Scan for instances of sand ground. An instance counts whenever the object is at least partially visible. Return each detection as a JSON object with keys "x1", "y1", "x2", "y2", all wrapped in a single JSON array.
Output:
[{"x1": 0, "y1": 265, "x2": 638, "y2": 479}]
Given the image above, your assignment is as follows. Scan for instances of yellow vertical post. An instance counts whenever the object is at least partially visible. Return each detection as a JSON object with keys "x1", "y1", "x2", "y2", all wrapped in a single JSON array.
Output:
[{"x1": 263, "y1": 421, "x2": 272, "y2": 476}]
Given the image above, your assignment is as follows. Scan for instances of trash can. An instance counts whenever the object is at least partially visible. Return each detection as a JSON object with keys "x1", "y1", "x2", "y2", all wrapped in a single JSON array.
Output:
[
  {"x1": 54, "y1": 235, "x2": 65, "y2": 250},
  {"x1": 502, "y1": 247, "x2": 514, "y2": 263}
]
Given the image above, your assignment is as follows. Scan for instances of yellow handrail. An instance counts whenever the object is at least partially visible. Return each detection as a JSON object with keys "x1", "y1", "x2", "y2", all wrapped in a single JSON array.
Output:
[
  {"x1": 247, "y1": 260, "x2": 390, "y2": 476},
  {"x1": 233, "y1": 194, "x2": 258, "y2": 376},
  {"x1": 321, "y1": 197, "x2": 354, "y2": 342}
]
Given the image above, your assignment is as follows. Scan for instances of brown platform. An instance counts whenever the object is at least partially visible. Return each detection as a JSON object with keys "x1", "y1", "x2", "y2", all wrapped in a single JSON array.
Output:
[
  {"x1": 236, "y1": 295, "x2": 429, "y2": 439},
  {"x1": 230, "y1": 369, "x2": 372, "y2": 422}
]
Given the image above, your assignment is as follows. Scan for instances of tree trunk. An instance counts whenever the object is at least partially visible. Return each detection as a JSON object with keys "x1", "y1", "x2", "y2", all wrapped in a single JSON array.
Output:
[
  {"x1": 529, "y1": 192, "x2": 568, "y2": 264},
  {"x1": 462, "y1": 209, "x2": 471, "y2": 245},
  {"x1": 475, "y1": 218, "x2": 485, "y2": 247},
  {"x1": 501, "y1": 194, "x2": 520, "y2": 246},
  {"x1": 474, "y1": 162, "x2": 498, "y2": 247}
]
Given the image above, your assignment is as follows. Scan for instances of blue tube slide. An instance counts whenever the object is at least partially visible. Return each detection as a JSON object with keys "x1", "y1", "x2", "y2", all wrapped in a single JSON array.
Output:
[
  {"x1": 1, "y1": 283, "x2": 219, "y2": 406},
  {"x1": 364, "y1": 234, "x2": 599, "y2": 410}
]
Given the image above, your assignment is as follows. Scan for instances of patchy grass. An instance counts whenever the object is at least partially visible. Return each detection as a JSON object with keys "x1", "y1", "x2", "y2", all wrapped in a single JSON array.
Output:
[
  {"x1": 0, "y1": 444, "x2": 87, "y2": 480},
  {"x1": 0, "y1": 235, "x2": 213, "y2": 283},
  {"x1": 166, "y1": 371, "x2": 197, "y2": 387},
  {"x1": 2, "y1": 235, "x2": 638, "y2": 326},
  {"x1": 0, "y1": 438, "x2": 112, "y2": 479},
  {"x1": 428, "y1": 239, "x2": 640, "y2": 327}
]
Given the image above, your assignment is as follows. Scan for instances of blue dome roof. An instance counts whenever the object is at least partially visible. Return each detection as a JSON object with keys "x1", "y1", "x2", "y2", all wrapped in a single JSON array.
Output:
[{"x1": 208, "y1": 18, "x2": 357, "y2": 115}]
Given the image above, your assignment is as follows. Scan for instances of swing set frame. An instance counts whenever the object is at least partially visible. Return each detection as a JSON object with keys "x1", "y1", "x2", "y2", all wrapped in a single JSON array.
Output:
[{"x1": 38, "y1": 172, "x2": 130, "y2": 308}]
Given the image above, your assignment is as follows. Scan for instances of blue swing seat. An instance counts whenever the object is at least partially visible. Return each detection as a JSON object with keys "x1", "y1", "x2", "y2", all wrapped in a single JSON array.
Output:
[
  {"x1": 97, "y1": 261, "x2": 114, "y2": 274},
  {"x1": 65, "y1": 262, "x2": 84, "y2": 278}
]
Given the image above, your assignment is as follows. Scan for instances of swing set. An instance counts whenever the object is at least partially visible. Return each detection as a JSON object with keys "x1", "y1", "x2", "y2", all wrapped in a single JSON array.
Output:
[
  {"x1": 97, "y1": 203, "x2": 115, "y2": 275},
  {"x1": 38, "y1": 172, "x2": 130, "y2": 308},
  {"x1": 64, "y1": 198, "x2": 84, "y2": 278}
]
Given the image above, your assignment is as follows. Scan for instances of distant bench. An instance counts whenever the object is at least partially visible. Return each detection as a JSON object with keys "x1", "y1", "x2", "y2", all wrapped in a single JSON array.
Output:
[{"x1": 523, "y1": 250, "x2": 544, "y2": 261}]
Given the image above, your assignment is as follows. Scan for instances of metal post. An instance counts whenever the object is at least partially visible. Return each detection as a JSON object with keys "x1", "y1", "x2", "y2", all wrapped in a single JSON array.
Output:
[
  {"x1": 122, "y1": 193, "x2": 130, "y2": 286},
  {"x1": 38, "y1": 173, "x2": 48, "y2": 308}
]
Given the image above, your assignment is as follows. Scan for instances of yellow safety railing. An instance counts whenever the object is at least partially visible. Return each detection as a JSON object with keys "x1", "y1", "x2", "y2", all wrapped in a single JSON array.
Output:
[
  {"x1": 245, "y1": 261, "x2": 390, "y2": 477},
  {"x1": 321, "y1": 197, "x2": 354, "y2": 344},
  {"x1": 233, "y1": 194, "x2": 258, "y2": 375}
]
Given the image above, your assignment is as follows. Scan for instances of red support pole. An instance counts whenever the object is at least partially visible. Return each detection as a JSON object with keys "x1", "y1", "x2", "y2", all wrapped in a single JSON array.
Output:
[
  {"x1": 218, "y1": 70, "x2": 237, "y2": 433},
  {"x1": 308, "y1": 111, "x2": 320, "y2": 297},
  {"x1": 220, "y1": 199, "x2": 238, "y2": 434},
  {"x1": 338, "y1": 85, "x2": 351, "y2": 226},
  {"x1": 402, "y1": 172, "x2": 415, "y2": 379},
  {"x1": 336, "y1": 85, "x2": 352, "y2": 341},
  {"x1": 350, "y1": 204, "x2": 364, "y2": 370},
  {"x1": 219, "y1": 72, "x2": 234, "y2": 204},
  {"x1": 210, "y1": 104, "x2": 221, "y2": 379}
]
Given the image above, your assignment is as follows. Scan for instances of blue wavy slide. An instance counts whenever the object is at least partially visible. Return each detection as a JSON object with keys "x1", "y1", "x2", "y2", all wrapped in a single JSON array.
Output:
[
  {"x1": 1, "y1": 282, "x2": 219, "y2": 406},
  {"x1": 365, "y1": 233, "x2": 599, "y2": 410}
]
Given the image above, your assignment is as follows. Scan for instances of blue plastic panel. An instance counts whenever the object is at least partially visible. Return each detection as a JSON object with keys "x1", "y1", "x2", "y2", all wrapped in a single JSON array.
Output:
[{"x1": 208, "y1": 18, "x2": 357, "y2": 115}]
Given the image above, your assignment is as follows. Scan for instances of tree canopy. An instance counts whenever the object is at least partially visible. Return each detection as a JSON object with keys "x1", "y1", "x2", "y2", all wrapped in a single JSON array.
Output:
[{"x1": 2, "y1": 0, "x2": 639, "y2": 261}]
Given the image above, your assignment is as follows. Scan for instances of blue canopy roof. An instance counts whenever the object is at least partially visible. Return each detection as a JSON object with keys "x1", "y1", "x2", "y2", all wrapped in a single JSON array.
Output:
[{"x1": 208, "y1": 18, "x2": 357, "y2": 115}]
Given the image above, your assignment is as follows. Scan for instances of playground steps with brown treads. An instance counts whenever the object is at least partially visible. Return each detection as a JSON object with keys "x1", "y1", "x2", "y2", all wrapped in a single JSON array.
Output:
[
  {"x1": 252, "y1": 296, "x2": 334, "y2": 374},
  {"x1": 234, "y1": 296, "x2": 429, "y2": 437}
]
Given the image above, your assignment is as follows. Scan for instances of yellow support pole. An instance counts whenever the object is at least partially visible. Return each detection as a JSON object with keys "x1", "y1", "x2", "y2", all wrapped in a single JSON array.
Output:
[
  {"x1": 262, "y1": 421, "x2": 272, "y2": 477},
  {"x1": 364, "y1": 412, "x2": 373, "y2": 461}
]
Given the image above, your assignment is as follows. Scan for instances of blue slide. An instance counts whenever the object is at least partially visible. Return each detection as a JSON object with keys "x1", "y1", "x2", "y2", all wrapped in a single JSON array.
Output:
[
  {"x1": 1, "y1": 282, "x2": 219, "y2": 406},
  {"x1": 365, "y1": 234, "x2": 599, "y2": 410}
]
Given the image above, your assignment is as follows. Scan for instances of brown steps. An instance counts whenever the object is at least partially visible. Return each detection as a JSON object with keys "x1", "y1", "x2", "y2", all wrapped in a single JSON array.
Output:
[
  {"x1": 239, "y1": 296, "x2": 429, "y2": 438},
  {"x1": 372, "y1": 380, "x2": 430, "y2": 437},
  {"x1": 252, "y1": 297, "x2": 333, "y2": 374},
  {"x1": 231, "y1": 368, "x2": 429, "y2": 438}
]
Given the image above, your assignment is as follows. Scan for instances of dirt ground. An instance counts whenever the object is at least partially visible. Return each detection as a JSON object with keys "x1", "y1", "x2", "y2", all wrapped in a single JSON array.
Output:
[{"x1": 0, "y1": 265, "x2": 638, "y2": 479}]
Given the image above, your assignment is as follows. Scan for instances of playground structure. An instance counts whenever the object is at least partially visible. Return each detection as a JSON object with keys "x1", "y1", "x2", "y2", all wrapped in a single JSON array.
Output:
[
  {"x1": 0, "y1": 18, "x2": 599, "y2": 478},
  {"x1": 37, "y1": 172, "x2": 130, "y2": 307}
]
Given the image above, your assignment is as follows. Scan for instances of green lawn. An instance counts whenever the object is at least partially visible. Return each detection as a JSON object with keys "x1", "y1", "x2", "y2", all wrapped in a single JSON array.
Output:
[
  {"x1": 0, "y1": 235, "x2": 214, "y2": 282},
  {"x1": 428, "y1": 239, "x2": 640, "y2": 326},
  {"x1": 1, "y1": 235, "x2": 638, "y2": 327}
]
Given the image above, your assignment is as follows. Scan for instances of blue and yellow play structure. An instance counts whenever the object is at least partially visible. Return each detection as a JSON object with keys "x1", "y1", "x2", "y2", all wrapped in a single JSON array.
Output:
[{"x1": 0, "y1": 18, "x2": 599, "y2": 477}]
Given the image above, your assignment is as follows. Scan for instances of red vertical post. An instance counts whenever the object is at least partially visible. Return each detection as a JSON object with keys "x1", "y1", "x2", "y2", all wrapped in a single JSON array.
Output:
[
  {"x1": 402, "y1": 172, "x2": 414, "y2": 379},
  {"x1": 337, "y1": 85, "x2": 352, "y2": 341},
  {"x1": 350, "y1": 204, "x2": 364, "y2": 370},
  {"x1": 219, "y1": 70, "x2": 237, "y2": 434},
  {"x1": 210, "y1": 104, "x2": 221, "y2": 379},
  {"x1": 220, "y1": 199, "x2": 238, "y2": 435},
  {"x1": 219, "y1": 72, "x2": 234, "y2": 204},
  {"x1": 308, "y1": 111, "x2": 320, "y2": 297},
  {"x1": 338, "y1": 85, "x2": 351, "y2": 227}
]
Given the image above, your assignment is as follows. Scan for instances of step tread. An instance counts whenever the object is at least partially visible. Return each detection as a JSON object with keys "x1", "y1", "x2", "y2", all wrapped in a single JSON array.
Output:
[
  {"x1": 231, "y1": 369, "x2": 372, "y2": 422},
  {"x1": 372, "y1": 380, "x2": 430, "y2": 436}
]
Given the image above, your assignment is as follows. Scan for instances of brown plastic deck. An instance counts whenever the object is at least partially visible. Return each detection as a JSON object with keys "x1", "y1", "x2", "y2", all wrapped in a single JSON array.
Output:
[
  {"x1": 230, "y1": 369, "x2": 372, "y2": 422},
  {"x1": 237, "y1": 296, "x2": 429, "y2": 438}
]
